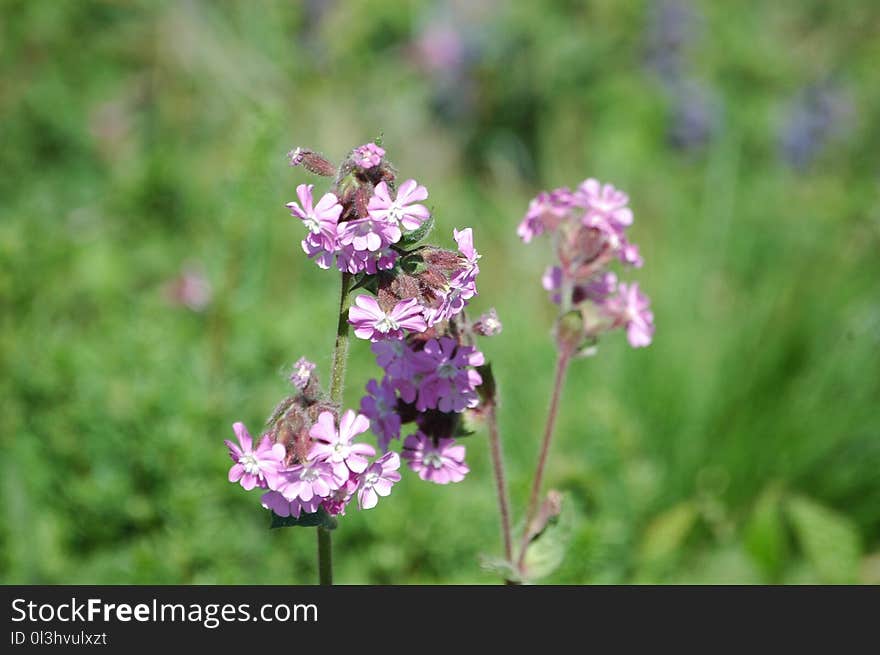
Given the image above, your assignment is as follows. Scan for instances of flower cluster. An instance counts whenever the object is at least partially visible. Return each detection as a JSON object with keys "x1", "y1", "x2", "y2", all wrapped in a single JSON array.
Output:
[
  {"x1": 519, "y1": 178, "x2": 655, "y2": 349},
  {"x1": 226, "y1": 398, "x2": 401, "y2": 518},
  {"x1": 346, "y1": 225, "x2": 488, "y2": 484},
  {"x1": 286, "y1": 143, "x2": 433, "y2": 276},
  {"x1": 226, "y1": 141, "x2": 496, "y2": 529}
]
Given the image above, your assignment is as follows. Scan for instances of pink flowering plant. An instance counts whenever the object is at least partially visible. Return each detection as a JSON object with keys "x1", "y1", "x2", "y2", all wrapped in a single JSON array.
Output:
[{"x1": 223, "y1": 140, "x2": 654, "y2": 584}]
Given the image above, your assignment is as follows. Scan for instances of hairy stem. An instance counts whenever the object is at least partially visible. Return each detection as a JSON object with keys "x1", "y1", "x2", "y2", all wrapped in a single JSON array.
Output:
[
  {"x1": 329, "y1": 272, "x2": 353, "y2": 405},
  {"x1": 517, "y1": 351, "x2": 571, "y2": 571},
  {"x1": 486, "y1": 402, "x2": 514, "y2": 565},
  {"x1": 317, "y1": 272, "x2": 352, "y2": 586}
]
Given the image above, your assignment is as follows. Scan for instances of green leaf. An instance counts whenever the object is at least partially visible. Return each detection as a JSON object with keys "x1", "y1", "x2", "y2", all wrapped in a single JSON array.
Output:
[
  {"x1": 744, "y1": 484, "x2": 788, "y2": 580},
  {"x1": 270, "y1": 507, "x2": 338, "y2": 530},
  {"x1": 349, "y1": 272, "x2": 378, "y2": 294},
  {"x1": 398, "y1": 251, "x2": 427, "y2": 275},
  {"x1": 638, "y1": 501, "x2": 697, "y2": 568},
  {"x1": 397, "y1": 215, "x2": 434, "y2": 248},
  {"x1": 785, "y1": 495, "x2": 862, "y2": 584},
  {"x1": 521, "y1": 492, "x2": 572, "y2": 581}
]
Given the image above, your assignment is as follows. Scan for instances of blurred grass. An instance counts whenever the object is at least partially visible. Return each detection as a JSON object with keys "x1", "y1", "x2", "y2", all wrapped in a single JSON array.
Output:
[{"x1": 1, "y1": 0, "x2": 879, "y2": 584}]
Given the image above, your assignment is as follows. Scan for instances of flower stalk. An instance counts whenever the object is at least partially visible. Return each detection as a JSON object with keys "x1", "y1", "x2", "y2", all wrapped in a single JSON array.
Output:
[
  {"x1": 485, "y1": 402, "x2": 513, "y2": 564},
  {"x1": 316, "y1": 271, "x2": 354, "y2": 585},
  {"x1": 517, "y1": 351, "x2": 571, "y2": 571}
]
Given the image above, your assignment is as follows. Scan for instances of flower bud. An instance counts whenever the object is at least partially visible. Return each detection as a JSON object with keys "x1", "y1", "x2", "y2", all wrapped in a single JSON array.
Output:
[
  {"x1": 473, "y1": 308, "x2": 503, "y2": 337},
  {"x1": 287, "y1": 147, "x2": 336, "y2": 177},
  {"x1": 555, "y1": 309, "x2": 586, "y2": 356}
]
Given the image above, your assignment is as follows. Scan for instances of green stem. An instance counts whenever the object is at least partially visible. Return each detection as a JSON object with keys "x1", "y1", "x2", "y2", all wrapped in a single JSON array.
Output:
[
  {"x1": 329, "y1": 272, "x2": 353, "y2": 405},
  {"x1": 317, "y1": 271, "x2": 352, "y2": 586},
  {"x1": 517, "y1": 351, "x2": 571, "y2": 572},
  {"x1": 317, "y1": 525, "x2": 333, "y2": 586}
]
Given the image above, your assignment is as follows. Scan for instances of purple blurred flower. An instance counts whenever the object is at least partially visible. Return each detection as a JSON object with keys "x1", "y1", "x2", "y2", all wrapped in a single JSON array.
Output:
[
  {"x1": 356, "y1": 451, "x2": 401, "y2": 509},
  {"x1": 349, "y1": 295, "x2": 428, "y2": 341},
  {"x1": 402, "y1": 432, "x2": 469, "y2": 484},
  {"x1": 309, "y1": 410, "x2": 376, "y2": 480},
  {"x1": 360, "y1": 378, "x2": 402, "y2": 452},
  {"x1": 780, "y1": 83, "x2": 852, "y2": 170},
  {"x1": 368, "y1": 179, "x2": 431, "y2": 232},
  {"x1": 353, "y1": 142, "x2": 385, "y2": 169},
  {"x1": 164, "y1": 264, "x2": 212, "y2": 312},
  {"x1": 643, "y1": 0, "x2": 697, "y2": 82},
  {"x1": 290, "y1": 356, "x2": 316, "y2": 390},
  {"x1": 225, "y1": 422, "x2": 286, "y2": 491}
]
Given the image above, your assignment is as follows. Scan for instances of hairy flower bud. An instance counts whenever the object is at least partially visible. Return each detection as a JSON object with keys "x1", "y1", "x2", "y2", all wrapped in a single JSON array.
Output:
[{"x1": 288, "y1": 147, "x2": 337, "y2": 177}]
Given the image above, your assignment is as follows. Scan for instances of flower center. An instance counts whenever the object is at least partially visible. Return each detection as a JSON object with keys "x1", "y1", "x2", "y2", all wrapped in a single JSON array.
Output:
[
  {"x1": 303, "y1": 215, "x2": 322, "y2": 234},
  {"x1": 387, "y1": 203, "x2": 404, "y2": 224},
  {"x1": 437, "y1": 362, "x2": 458, "y2": 379},
  {"x1": 363, "y1": 471, "x2": 380, "y2": 487},
  {"x1": 300, "y1": 465, "x2": 319, "y2": 482},
  {"x1": 332, "y1": 441, "x2": 350, "y2": 459},
  {"x1": 239, "y1": 452, "x2": 262, "y2": 476},
  {"x1": 375, "y1": 314, "x2": 400, "y2": 333},
  {"x1": 423, "y1": 451, "x2": 445, "y2": 469}
]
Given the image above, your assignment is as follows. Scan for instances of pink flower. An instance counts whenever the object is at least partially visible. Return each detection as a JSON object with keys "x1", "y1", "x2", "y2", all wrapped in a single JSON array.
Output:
[
  {"x1": 353, "y1": 142, "x2": 385, "y2": 169},
  {"x1": 360, "y1": 378, "x2": 402, "y2": 452},
  {"x1": 287, "y1": 147, "x2": 306, "y2": 167},
  {"x1": 424, "y1": 275, "x2": 476, "y2": 326},
  {"x1": 308, "y1": 410, "x2": 376, "y2": 480},
  {"x1": 290, "y1": 356, "x2": 316, "y2": 390},
  {"x1": 261, "y1": 490, "x2": 320, "y2": 519},
  {"x1": 518, "y1": 188, "x2": 573, "y2": 243},
  {"x1": 356, "y1": 451, "x2": 401, "y2": 509},
  {"x1": 582, "y1": 272, "x2": 618, "y2": 302},
  {"x1": 349, "y1": 295, "x2": 427, "y2": 341},
  {"x1": 603, "y1": 282, "x2": 655, "y2": 348},
  {"x1": 577, "y1": 178, "x2": 633, "y2": 238},
  {"x1": 277, "y1": 459, "x2": 341, "y2": 504},
  {"x1": 402, "y1": 432, "x2": 469, "y2": 484},
  {"x1": 286, "y1": 184, "x2": 343, "y2": 269},
  {"x1": 225, "y1": 422, "x2": 286, "y2": 491},
  {"x1": 424, "y1": 229, "x2": 480, "y2": 326},
  {"x1": 544, "y1": 267, "x2": 619, "y2": 305},
  {"x1": 322, "y1": 473, "x2": 359, "y2": 516},
  {"x1": 336, "y1": 245, "x2": 398, "y2": 274},
  {"x1": 619, "y1": 239, "x2": 643, "y2": 268},
  {"x1": 453, "y1": 227, "x2": 480, "y2": 276},
  {"x1": 415, "y1": 337, "x2": 484, "y2": 413},
  {"x1": 338, "y1": 215, "x2": 401, "y2": 252},
  {"x1": 371, "y1": 339, "x2": 435, "y2": 386},
  {"x1": 368, "y1": 180, "x2": 431, "y2": 231}
]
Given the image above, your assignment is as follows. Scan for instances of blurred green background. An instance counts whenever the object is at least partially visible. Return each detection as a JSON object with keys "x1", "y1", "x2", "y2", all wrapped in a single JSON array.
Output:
[{"x1": 2, "y1": 0, "x2": 879, "y2": 584}]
